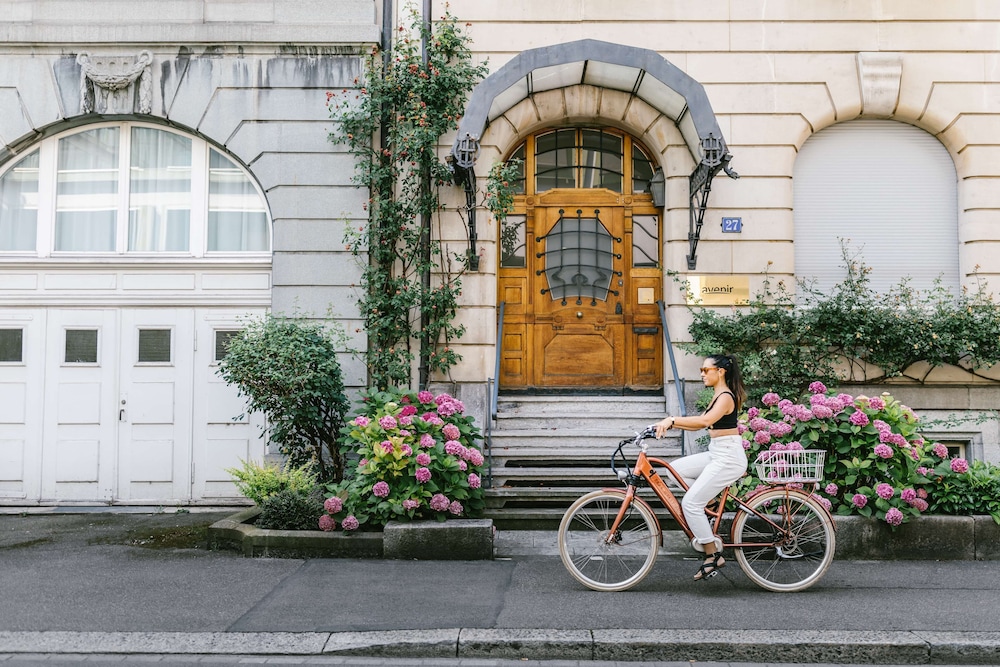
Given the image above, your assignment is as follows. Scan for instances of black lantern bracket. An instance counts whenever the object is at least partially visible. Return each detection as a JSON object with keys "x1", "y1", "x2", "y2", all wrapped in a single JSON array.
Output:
[{"x1": 687, "y1": 133, "x2": 739, "y2": 270}]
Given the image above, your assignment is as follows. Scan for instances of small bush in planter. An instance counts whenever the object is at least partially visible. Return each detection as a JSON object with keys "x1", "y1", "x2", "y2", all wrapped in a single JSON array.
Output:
[
  {"x1": 217, "y1": 314, "x2": 351, "y2": 483},
  {"x1": 226, "y1": 458, "x2": 317, "y2": 506},
  {"x1": 257, "y1": 488, "x2": 325, "y2": 531},
  {"x1": 320, "y1": 387, "x2": 486, "y2": 531}
]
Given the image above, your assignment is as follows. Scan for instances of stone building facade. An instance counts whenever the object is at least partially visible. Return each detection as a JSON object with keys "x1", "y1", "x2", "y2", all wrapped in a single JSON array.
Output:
[
  {"x1": 1, "y1": 1, "x2": 998, "y2": 505},
  {"x1": 434, "y1": 1, "x2": 1000, "y2": 462},
  {"x1": 0, "y1": 1, "x2": 376, "y2": 504}
]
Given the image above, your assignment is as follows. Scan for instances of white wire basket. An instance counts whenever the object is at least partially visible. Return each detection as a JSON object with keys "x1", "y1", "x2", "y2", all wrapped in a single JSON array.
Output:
[{"x1": 754, "y1": 449, "x2": 826, "y2": 484}]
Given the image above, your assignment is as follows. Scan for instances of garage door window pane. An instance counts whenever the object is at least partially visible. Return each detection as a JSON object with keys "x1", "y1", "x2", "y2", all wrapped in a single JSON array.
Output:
[
  {"x1": 208, "y1": 150, "x2": 269, "y2": 252},
  {"x1": 65, "y1": 329, "x2": 99, "y2": 363},
  {"x1": 138, "y1": 329, "x2": 171, "y2": 363},
  {"x1": 0, "y1": 151, "x2": 39, "y2": 251},
  {"x1": 0, "y1": 329, "x2": 23, "y2": 362},
  {"x1": 55, "y1": 128, "x2": 119, "y2": 252},
  {"x1": 214, "y1": 330, "x2": 239, "y2": 362}
]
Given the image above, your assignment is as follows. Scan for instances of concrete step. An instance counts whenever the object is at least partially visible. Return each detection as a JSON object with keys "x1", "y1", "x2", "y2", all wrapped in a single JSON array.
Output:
[
  {"x1": 496, "y1": 394, "x2": 667, "y2": 416},
  {"x1": 488, "y1": 430, "x2": 679, "y2": 451}
]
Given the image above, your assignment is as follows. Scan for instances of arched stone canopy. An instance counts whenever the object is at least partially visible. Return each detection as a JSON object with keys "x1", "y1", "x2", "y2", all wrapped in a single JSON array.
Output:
[{"x1": 450, "y1": 39, "x2": 738, "y2": 270}]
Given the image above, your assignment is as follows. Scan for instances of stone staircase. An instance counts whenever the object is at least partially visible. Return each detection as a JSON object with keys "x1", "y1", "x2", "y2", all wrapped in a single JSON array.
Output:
[{"x1": 483, "y1": 394, "x2": 685, "y2": 528}]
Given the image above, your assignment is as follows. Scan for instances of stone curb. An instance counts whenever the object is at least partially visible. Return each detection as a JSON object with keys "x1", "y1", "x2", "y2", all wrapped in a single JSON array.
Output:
[
  {"x1": 1, "y1": 630, "x2": 998, "y2": 664},
  {"x1": 208, "y1": 509, "x2": 999, "y2": 561}
]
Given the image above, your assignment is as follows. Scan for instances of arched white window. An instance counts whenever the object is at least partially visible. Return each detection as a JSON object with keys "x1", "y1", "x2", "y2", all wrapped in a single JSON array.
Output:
[
  {"x1": 794, "y1": 120, "x2": 958, "y2": 295},
  {"x1": 0, "y1": 123, "x2": 270, "y2": 257}
]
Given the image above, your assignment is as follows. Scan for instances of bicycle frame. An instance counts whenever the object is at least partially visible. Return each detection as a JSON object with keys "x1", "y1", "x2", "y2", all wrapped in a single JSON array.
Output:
[{"x1": 606, "y1": 439, "x2": 828, "y2": 550}]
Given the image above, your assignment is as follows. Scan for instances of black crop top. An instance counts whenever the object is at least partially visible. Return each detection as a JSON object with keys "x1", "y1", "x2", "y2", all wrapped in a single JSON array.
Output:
[{"x1": 705, "y1": 391, "x2": 738, "y2": 430}]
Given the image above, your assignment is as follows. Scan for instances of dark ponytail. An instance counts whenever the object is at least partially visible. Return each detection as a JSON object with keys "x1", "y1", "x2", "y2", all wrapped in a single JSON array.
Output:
[{"x1": 711, "y1": 353, "x2": 746, "y2": 411}]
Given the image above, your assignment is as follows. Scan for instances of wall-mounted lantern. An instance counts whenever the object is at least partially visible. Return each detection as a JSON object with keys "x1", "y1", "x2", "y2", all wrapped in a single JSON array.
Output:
[{"x1": 649, "y1": 167, "x2": 665, "y2": 208}]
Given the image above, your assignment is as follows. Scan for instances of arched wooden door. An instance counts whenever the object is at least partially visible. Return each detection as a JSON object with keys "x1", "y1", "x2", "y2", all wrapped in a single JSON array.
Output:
[{"x1": 498, "y1": 128, "x2": 663, "y2": 392}]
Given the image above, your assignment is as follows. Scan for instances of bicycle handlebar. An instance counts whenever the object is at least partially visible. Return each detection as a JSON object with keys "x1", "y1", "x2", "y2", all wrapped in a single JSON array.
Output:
[{"x1": 610, "y1": 425, "x2": 659, "y2": 481}]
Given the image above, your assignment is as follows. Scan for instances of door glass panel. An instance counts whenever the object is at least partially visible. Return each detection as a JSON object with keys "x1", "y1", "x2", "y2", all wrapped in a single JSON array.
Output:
[
  {"x1": 535, "y1": 129, "x2": 576, "y2": 192},
  {"x1": 508, "y1": 144, "x2": 526, "y2": 195},
  {"x1": 214, "y1": 330, "x2": 240, "y2": 362},
  {"x1": 55, "y1": 128, "x2": 119, "y2": 251},
  {"x1": 580, "y1": 130, "x2": 622, "y2": 191},
  {"x1": 0, "y1": 151, "x2": 39, "y2": 251},
  {"x1": 208, "y1": 149, "x2": 269, "y2": 251},
  {"x1": 137, "y1": 329, "x2": 172, "y2": 363},
  {"x1": 128, "y1": 128, "x2": 192, "y2": 252},
  {"x1": 632, "y1": 215, "x2": 659, "y2": 267},
  {"x1": 65, "y1": 329, "x2": 99, "y2": 363},
  {"x1": 500, "y1": 214, "x2": 527, "y2": 268},
  {"x1": 632, "y1": 144, "x2": 654, "y2": 195},
  {"x1": 540, "y1": 209, "x2": 617, "y2": 305},
  {"x1": 0, "y1": 329, "x2": 23, "y2": 362}
]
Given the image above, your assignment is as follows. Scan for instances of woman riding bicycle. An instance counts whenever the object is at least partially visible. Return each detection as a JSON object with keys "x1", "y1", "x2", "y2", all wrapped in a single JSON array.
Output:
[{"x1": 654, "y1": 353, "x2": 747, "y2": 581}]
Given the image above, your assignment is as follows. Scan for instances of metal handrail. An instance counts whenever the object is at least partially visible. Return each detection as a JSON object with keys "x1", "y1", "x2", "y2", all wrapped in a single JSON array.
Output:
[
  {"x1": 485, "y1": 301, "x2": 506, "y2": 488},
  {"x1": 657, "y1": 299, "x2": 688, "y2": 455}
]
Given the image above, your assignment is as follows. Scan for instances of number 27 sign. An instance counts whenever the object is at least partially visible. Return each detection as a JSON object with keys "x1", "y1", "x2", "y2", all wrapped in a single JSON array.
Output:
[{"x1": 721, "y1": 217, "x2": 743, "y2": 233}]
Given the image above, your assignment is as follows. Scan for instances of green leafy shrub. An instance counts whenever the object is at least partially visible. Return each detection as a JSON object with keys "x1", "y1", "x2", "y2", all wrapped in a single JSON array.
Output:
[
  {"x1": 737, "y1": 383, "x2": 1000, "y2": 526},
  {"x1": 319, "y1": 387, "x2": 486, "y2": 531},
  {"x1": 682, "y1": 247, "x2": 1000, "y2": 403},
  {"x1": 918, "y1": 457, "x2": 1000, "y2": 523},
  {"x1": 226, "y1": 458, "x2": 318, "y2": 506},
  {"x1": 216, "y1": 314, "x2": 351, "y2": 482},
  {"x1": 257, "y1": 488, "x2": 325, "y2": 531}
]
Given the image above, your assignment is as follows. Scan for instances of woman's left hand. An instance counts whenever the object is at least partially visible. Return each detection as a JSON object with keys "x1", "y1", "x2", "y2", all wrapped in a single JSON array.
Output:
[{"x1": 654, "y1": 417, "x2": 674, "y2": 439}]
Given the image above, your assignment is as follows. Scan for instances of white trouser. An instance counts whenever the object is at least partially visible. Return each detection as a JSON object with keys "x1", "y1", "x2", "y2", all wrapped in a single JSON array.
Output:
[{"x1": 669, "y1": 435, "x2": 748, "y2": 553}]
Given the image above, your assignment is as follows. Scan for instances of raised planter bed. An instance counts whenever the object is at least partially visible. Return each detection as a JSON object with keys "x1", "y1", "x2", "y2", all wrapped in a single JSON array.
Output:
[
  {"x1": 208, "y1": 508, "x2": 494, "y2": 560},
  {"x1": 208, "y1": 509, "x2": 998, "y2": 561}
]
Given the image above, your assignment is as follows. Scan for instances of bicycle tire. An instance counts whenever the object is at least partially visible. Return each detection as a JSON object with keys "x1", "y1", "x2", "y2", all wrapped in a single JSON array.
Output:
[
  {"x1": 731, "y1": 487, "x2": 836, "y2": 592},
  {"x1": 558, "y1": 489, "x2": 660, "y2": 592}
]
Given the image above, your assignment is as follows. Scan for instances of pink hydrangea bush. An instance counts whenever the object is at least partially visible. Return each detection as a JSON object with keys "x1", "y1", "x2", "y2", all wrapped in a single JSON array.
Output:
[
  {"x1": 318, "y1": 386, "x2": 486, "y2": 530},
  {"x1": 738, "y1": 385, "x2": 975, "y2": 526}
]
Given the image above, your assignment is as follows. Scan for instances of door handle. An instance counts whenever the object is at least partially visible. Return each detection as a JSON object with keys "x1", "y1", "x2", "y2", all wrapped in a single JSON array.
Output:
[{"x1": 119, "y1": 399, "x2": 126, "y2": 422}]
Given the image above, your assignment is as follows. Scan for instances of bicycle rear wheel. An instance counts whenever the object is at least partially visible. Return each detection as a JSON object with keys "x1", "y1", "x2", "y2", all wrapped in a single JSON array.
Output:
[
  {"x1": 558, "y1": 489, "x2": 660, "y2": 592},
  {"x1": 731, "y1": 488, "x2": 835, "y2": 592}
]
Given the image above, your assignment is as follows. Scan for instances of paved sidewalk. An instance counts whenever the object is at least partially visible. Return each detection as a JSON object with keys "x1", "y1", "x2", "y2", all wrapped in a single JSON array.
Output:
[{"x1": 1, "y1": 510, "x2": 999, "y2": 664}]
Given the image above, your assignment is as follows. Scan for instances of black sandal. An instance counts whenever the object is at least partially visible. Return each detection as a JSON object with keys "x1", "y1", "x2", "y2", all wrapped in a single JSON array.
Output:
[{"x1": 694, "y1": 553, "x2": 725, "y2": 581}]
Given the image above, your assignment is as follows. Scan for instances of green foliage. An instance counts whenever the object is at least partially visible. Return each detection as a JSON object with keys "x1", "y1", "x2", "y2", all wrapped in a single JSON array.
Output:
[
  {"x1": 216, "y1": 314, "x2": 351, "y2": 483},
  {"x1": 226, "y1": 458, "x2": 318, "y2": 506},
  {"x1": 328, "y1": 6, "x2": 489, "y2": 388},
  {"x1": 320, "y1": 387, "x2": 486, "y2": 530},
  {"x1": 681, "y1": 246, "x2": 1000, "y2": 404},
  {"x1": 256, "y1": 488, "x2": 326, "y2": 531},
  {"x1": 918, "y1": 458, "x2": 1000, "y2": 524},
  {"x1": 738, "y1": 384, "x2": 1000, "y2": 526}
]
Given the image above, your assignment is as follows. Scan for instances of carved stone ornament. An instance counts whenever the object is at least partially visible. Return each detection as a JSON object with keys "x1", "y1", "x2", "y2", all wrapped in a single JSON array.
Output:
[
  {"x1": 857, "y1": 52, "x2": 902, "y2": 118},
  {"x1": 77, "y1": 50, "x2": 153, "y2": 114}
]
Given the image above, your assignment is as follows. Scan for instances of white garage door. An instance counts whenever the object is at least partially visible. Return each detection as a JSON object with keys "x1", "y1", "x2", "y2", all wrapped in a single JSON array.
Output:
[{"x1": 0, "y1": 307, "x2": 265, "y2": 505}]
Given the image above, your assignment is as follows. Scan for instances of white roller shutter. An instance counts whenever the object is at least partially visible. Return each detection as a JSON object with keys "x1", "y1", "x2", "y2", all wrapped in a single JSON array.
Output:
[{"x1": 793, "y1": 120, "x2": 959, "y2": 296}]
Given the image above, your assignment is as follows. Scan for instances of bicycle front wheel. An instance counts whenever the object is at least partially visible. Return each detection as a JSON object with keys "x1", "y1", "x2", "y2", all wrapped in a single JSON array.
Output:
[
  {"x1": 731, "y1": 488, "x2": 835, "y2": 592},
  {"x1": 558, "y1": 489, "x2": 660, "y2": 592}
]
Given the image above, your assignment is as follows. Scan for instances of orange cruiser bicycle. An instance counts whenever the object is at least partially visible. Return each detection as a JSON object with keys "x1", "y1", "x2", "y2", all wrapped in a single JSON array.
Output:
[{"x1": 558, "y1": 426, "x2": 836, "y2": 593}]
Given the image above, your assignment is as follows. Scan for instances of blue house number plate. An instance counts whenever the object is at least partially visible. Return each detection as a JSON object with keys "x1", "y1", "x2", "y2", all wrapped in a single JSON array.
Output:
[{"x1": 721, "y1": 217, "x2": 743, "y2": 233}]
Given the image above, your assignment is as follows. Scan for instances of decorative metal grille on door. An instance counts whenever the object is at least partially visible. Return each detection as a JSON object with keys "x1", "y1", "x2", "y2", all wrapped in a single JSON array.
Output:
[{"x1": 536, "y1": 208, "x2": 621, "y2": 306}]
